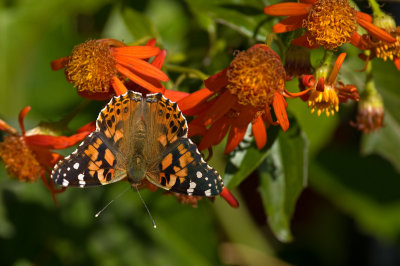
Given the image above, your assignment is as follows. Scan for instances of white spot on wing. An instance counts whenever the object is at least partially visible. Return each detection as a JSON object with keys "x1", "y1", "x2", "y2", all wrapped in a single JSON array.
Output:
[
  {"x1": 62, "y1": 179, "x2": 69, "y2": 186},
  {"x1": 196, "y1": 171, "x2": 202, "y2": 178},
  {"x1": 205, "y1": 189, "x2": 211, "y2": 196},
  {"x1": 73, "y1": 163, "x2": 79, "y2": 169},
  {"x1": 78, "y1": 174, "x2": 85, "y2": 181}
]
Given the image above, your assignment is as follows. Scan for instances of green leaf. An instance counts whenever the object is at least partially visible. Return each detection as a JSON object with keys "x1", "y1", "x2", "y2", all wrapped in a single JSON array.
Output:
[
  {"x1": 184, "y1": 0, "x2": 272, "y2": 41},
  {"x1": 258, "y1": 120, "x2": 308, "y2": 242},
  {"x1": 121, "y1": 6, "x2": 158, "y2": 41},
  {"x1": 223, "y1": 126, "x2": 279, "y2": 189},
  {"x1": 361, "y1": 60, "x2": 400, "y2": 174}
]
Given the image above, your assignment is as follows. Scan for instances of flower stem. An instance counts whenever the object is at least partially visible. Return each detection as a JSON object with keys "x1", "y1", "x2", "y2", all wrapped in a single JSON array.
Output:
[
  {"x1": 368, "y1": 0, "x2": 385, "y2": 18},
  {"x1": 164, "y1": 64, "x2": 209, "y2": 81}
]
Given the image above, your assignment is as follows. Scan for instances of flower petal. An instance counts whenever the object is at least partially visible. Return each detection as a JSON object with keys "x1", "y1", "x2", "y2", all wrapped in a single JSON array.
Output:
[
  {"x1": 356, "y1": 11, "x2": 372, "y2": 23},
  {"x1": 220, "y1": 187, "x2": 239, "y2": 208},
  {"x1": 264, "y1": 3, "x2": 311, "y2": 16},
  {"x1": 394, "y1": 57, "x2": 400, "y2": 71},
  {"x1": 252, "y1": 115, "x2": 267, "y2": 150},
  {"x1": 151, "y1": 50, "x2": 167, "y2": 69},
  {"x1": 190, "y1": 90, "x2": 236, "y2": 127},
  {"x1": 0, "y1": 120, "x2": 18, "y2": 135},
  {"x1": 272, "y1": 15, "x2": 306, "y2": 33},
  {"x1": 111, "y1": 76, "x2": 128, "y2": 96},
  {"x1": 111, "y1": 46, "x2": 161, "y2": 59},
  {"x1": 50, "y1": 56, "x2": 69, "y2": 71},
  {"x1": 198, "y1": 117, "x2": 230, "y2": 151},
  {"x1": 116, "y1": 64, "x2": 164, "y2": 93},
  {"x1": 225, "y1": 124, "x2": 248, "y2": 154},
  {"x1": 178, "y1": 88, "x2": 214, "y2": 113},
  {"x1": 115, "y1": 55, "x2": 169, "y2": 81},
  {"x1": 272, "y1": 92, "x2": 289, "y2": 132},
  {"x1": 164, "y1": 90, "x2": 189, "y2": 102},
  {"x1": 349, "y1": 32, "x2": 368, "y2": 50},
  {"x1": 77, "y1": 121, "x2": 96, "y2": 133},
  {"x1": 292, "y1": 35, "x2": 319, "y2": 49},
  {"x1": 357, "y1": 18, "x2": 396, "y2": 43},
  {"x1": 187, "y1": 123, "x2": 207, "y2": 138},
  {"x1": 19, "y1": 106, "x2": 31, "y2": 136},
  {"x1": 327, "y1": 53, "x2": 346, "y2": 85},
  {"x1": 204, "y1": 68, "x2": 229, "y2": 92},
  {"x1": 24, "y1": 131, "x2": 90, "y2": 149}
]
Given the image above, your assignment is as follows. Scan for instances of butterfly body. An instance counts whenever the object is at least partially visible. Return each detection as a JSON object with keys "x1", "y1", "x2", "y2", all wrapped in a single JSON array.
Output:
[{"x1": 51, "y1": 91, "x2": 224, "y2": 197}]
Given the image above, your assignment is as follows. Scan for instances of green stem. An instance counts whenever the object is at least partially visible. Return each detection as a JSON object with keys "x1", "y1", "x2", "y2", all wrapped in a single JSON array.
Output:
[
  {"x1": 368, "y1": 0, "x2": 385, "y2": 17},
  {"x1": 164, "y1": 64, "x2": 209, "y2": 81},
  {"x1": 364, "y1": 52, "x2": 378, "y2": 97},
  {"x1": 321, "y1": 50, "x2": 334, "y2": 67}
]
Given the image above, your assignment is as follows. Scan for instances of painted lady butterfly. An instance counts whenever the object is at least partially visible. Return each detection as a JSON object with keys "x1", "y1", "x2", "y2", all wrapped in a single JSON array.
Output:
[{"x1": 51, "y1": 91, "x2": 225, "y2": 198}]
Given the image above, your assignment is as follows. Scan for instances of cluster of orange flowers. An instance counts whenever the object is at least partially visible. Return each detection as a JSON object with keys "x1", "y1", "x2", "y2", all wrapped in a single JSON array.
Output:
[{"x1": 1, "y1": 0, "x2": 398, "y2": 203}]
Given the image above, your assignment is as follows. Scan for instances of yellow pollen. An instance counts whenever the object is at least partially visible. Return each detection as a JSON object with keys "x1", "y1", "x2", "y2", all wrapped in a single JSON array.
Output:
[
  {"x1": 0, "y1": 136, "x2": 42, "y2": 182},
  {"x1": 374, "y1": 28, "x2": 400, "y2": 62},
  {"x1": 303, "y1": 0, "x2": 357, "y2": 50},
  {"x1": 308, "y1": 85, "x2": 339, "y2": 117},
  {"x1": 226, "y1": 47, "x2": 286, "y2": 108},
  {"x1": 66, "y1": 40, "x2": 118, "y2": 94}
]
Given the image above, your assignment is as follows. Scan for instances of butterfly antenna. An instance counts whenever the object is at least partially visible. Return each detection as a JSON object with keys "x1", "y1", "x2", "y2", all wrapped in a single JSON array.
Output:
[
  {"x1": 133, "y1": 185, "x2": 157, "y2": 229},
  {"x1": 95, "y1": 186, "x2": 130, "y2": 218}
]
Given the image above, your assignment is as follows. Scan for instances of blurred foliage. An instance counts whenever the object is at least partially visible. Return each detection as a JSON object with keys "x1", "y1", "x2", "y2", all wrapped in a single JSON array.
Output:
[{"x1": 1, "y1": 0, "x2": 400, "y2": 265}]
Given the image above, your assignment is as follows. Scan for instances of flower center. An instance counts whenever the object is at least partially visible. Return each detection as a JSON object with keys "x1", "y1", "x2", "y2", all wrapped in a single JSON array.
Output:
[
  {"x1": 303, "y1": 0, "x2": 357, "y2": 50},
  {"x1": 307, "y1": 84, "x2": 339, "y2": 116},
  {"x1": 226, "y1": 47, "x2": 286, "y2": 108},
  {"x1": 66, "y1": 40, "x2": 118, "y2": 94},
  {"x1": 374, "y1": 28, "x2": 400, "y2": 62},
  {"x1": 0, "y1": 136, "x2": 42, "y2": 182}
]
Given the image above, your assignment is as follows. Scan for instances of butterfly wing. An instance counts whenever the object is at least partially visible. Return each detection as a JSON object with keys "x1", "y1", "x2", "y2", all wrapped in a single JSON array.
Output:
[
  {"x1": 147, "y1": 138, "x2": 224, "y2": 196},
  {"x1": 52, "y1": 91, "x2": 144, "y2": 187},
  {"x1": 51, "y1": 131, "x2": 125, "y2": 187},
  {"x1": 143, "y1": 93, "x2": 224, "y2": 196}
]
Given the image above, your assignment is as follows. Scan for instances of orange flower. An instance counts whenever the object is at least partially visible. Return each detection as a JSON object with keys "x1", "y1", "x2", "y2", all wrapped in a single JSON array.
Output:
[
  {"x1": 300, "y1": 53, "x2": 359, "y2": 116},
  {"x1": 179, "y1": 44, "x2": 303, "y2": 154},
  {"x1": 0, "y1": 107, "x2": 92, "y2": 203},
  {"x1": 264, "y1": 0, "x2": 396, "y2": 50},
  {"x1": 51, "y1": 39, "x2": 169, "y2": 100}
]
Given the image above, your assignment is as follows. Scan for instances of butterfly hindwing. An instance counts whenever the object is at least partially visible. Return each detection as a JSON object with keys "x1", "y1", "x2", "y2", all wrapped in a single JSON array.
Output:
[
  {"x1": 148, "y1": 138, "x2": 224, "y2": 196},
  {"x1": 51, "y1": 131, "x2": 124, "y2": 187}
]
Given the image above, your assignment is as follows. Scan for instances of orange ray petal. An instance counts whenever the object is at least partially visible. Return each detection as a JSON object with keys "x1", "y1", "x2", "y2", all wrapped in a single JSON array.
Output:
[
  {"x1": 225, "y1": 125, "x2": 248, "y2": 154},
  {"x1": 115, "y1": 55, "x2": 169, "y2": 81},
  {"x1": 204, "y1": 68, "x2": 229, "y2": 92},
  {"x1": 164, "y1": 90, "x2": 189, "y2": 102},
  {"x1": 116, "y1": 64, "x2": 163, "y2": 93},
  {"x1": 111, "y1": 46, "x2": 161, "y2": 59},
  {"x1": 264, "y1": 3, "x2": 311, "y2": 16},
  {"x1": 25, "y1": 131, "x2": 90, "y2": 150},
  {"x1": 292, "y1": 35, "x2": 319, "y2": 49},
  {"x1": 19, "y1": 106, "x2": 31, "y2": 136},
  {"x1": 178, "y1": 88, "x2": 214, "y2": 112},
  {"x1": 111, "y1": 76, "x2": 128, "y2": 96},
  {"x1": 151, "y1": 50, "x2": 167, "y2": 69},
  {"x1": 190, "y1": 90, "x2": 236, "y2": 127},
  {"x1": 357, "y1": 18, "x2": 396, "y2": 43},
  {"x1": 50, "y1": 56, "x2": 69, "y2": 71},
  {"x1": 146, "y1": 38, "x2": 156, "y2": 46},
  {"x1": 272, "y1": 92, "x2": 289, "y2": 132},
  {"x1": 349, "y1": 32, "x2": 368, "y2": 50},
  {"x1": 0, "y1": 120, "x2": 18, "y2": 135},
  {"x1": 77, "y1": 121, "x2": 96, "y2": 133},
  {"x1": 272, "y1": 15, "x2": 306, "y2": 33},
  {"x1": 220, "y1": 187, "x2": 239, "y2": 208},
  {"x1": 394, "y1": 57, "x2": 400, "y2": 71},
  {"x1": 252, "y1": 115, "x2": 267, "y2": 150},
  {"x1": 198, "y1": 117, "x2": 230, "y2": 151},
  {"x1": 327, "y1": 53, "x2": 346, "y2": 85},
  {"x1": 356, "y1": 11, "x2": 372, "y2": 23},
  {"x1": 187, "y1": 123, "x2": 207, "y2": 138}
]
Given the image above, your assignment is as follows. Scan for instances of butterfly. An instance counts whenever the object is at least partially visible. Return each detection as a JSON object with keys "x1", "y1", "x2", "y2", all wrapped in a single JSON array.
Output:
[{"x1": 51, "y1": 91, "x2": 225, "y2": 198}]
